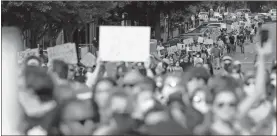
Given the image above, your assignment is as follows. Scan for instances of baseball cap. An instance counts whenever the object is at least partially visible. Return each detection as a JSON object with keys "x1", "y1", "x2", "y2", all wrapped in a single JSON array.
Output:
[
  {"x1": 233, "y1": 60, "x2": 241, "y2": 65},
  {"x1": 222, "y1": 56, "x2": 233, "y2": 62}
]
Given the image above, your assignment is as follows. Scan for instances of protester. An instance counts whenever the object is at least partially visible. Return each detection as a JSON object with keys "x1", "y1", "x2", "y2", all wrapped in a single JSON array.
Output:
[{"x1": 10, "y1": 9, "x2": 276, "y2": 136}]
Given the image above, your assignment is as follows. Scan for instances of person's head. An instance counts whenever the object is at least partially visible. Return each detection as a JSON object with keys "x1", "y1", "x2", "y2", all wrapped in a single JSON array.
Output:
[
  {"x1": 175, "y1": 61, "x2": 180, "y2": 67},
  {"x1": 122, "y1": 69, "x2": 145, "y2": 93},
  {"x1": 95, "y1": 78, "x2": 117, "y2": 109},
  {"x1": 222, "y1": 56, "x2": 233, "y2": 73},
  {"x1": 133, "y1": 84, "x2": 156, "y2": 116},
  {"x1": 67, "y1": 64, "x2": 75, "y2": 80},
  {"x1": 155, "y1": 62, "x2": 168, "y2": 75},
  {"x1": 105, "y1": 90, "x2": 132, "y2": 116},
  {"x1": 51, "y1": 60, "x2": 69, "y2": 80},
  {"x1": 116, "y1": 64, "x2": 127, "y2": 79},
  {"x1": 25, "y1": 56, "x2": 42, "y2": 67},
  {"x1": 207, "y1": 76, "x2": 240, "y2": 123},
  {"x1": 186, "y1": 67, "x2": 210, "y2": 97},
  {"x1": 161, "y1": 72, "x2": 189, "y2": 104},
  {"x1": 232, "y1": 60, "x2": 242, "y2": 73},
  {"x1": 190, "y1": 88, "x2": 209, "y2": 114},
  {"x1": 195, "y1": 63, "x2": 203, "y2": 67},
  {"x1": 59, "y1": 99, "x2": 99, "y2": 135},
  {"x1": 243, "y1": 70, "x2": 256, "y2": 97},
  {"x1": 133, "y1": 77, "x2": 156, "y2": 95},
  {"x1": 203, "y1": 63, "x2": 214, "y2": 76},
  {"x1": 23, "y1": 66, "x2": 55, "y2": 102}
]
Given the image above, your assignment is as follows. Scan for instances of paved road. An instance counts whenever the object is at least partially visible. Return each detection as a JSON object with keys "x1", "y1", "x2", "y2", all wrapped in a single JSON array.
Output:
[{"x1": 216, "y1": 22, "x2": 276, "y2": 73}]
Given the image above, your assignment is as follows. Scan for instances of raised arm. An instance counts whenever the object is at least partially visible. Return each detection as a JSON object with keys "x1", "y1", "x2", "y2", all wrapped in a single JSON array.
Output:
[
  {"x1": 237, "y1": 36, "x2": 272, "y2": 119},
  {"x1": 85, "y1": 58, "x2": 105, "y2": 88}
]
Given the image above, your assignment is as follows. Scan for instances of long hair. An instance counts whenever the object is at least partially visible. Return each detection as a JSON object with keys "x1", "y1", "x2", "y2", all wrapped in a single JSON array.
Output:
[
  {"x1": 24, "y1": 66, "x2": 54, "y2": 102},
  {"x1": 52, "y1": 60, "x2": 68, "y2": 80}
]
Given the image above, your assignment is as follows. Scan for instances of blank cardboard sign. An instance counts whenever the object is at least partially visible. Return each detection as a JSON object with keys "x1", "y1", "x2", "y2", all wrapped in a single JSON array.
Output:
[{"x1": 99, "y1": 26, "x2": 150, "y2": 62}]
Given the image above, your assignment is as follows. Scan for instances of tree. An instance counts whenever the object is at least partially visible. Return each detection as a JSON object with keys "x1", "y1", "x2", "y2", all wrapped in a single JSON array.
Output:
[{"x1": 2, "y1": 1, "x2": 120, "y2": 48}]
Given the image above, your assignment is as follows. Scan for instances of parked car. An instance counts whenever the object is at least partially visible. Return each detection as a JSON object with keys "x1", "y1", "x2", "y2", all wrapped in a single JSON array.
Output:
[
  {"x1": 269, "y1": 9, "x2": 276, "y2": 21},
  {"x1": 163, "y1": 37, "x2": 183, "y2": 47},
  {"x1": 198, "y1": 12, "x2": 209, "y2": 21},
  {"x1": 235, "y1": 9, "x2": 251, "y2": 14},
  {"x1": 257, "y1": 13, "x2": 272, "y2": 22},
  {"x1": 179, "y1": 26, "x2": 218, "y2": 40}
]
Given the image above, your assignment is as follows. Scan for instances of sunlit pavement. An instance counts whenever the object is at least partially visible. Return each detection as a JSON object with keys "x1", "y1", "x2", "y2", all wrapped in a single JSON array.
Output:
[{"x1": 215, "y1": 22, "x2": 276, "y2": 73}]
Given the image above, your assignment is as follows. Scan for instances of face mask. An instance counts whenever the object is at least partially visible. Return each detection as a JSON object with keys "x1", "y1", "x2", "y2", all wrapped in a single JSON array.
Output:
[{"x1": 224, "y1": 63, "x2": 232, "y2": 72}]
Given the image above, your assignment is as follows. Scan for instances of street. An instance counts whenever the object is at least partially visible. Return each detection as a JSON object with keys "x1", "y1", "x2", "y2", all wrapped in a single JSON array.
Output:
[{"x1": 221, "y1": 22, "x2": 276, "y2": 72}]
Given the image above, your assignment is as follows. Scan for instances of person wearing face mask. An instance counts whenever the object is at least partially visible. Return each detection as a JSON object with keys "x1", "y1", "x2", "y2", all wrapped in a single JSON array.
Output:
[
  {"x1": 24, "y1": 56, "x2": 43, "y2": 67},
  {"x1": 194, "y1": 53, "x2": 203, "y2": 66},
  {"x1": 179, "y1": 57, "x2": 191, "y2": 71},
  {"x1": 231, "y1": 60, "x2": 244, "y2": 80},
  {"x1": 173, "y1": 61, "x2": 183, "y2": 72},
  {"x1": 221, "y1": 56, "x2": 233, "y2": 76}
]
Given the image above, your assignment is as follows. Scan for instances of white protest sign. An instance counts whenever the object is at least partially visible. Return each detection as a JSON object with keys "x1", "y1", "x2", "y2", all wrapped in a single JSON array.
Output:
[
  {"x1": 17, "y1": 48, "x2": 39, "y2": 63},
  {"x1": 177, "y1": 43, "x2": 184, "y2": 50},
  {"x1": 171, "y1": 46, "x2": 178, "y2": 53},
  {"x1": 167, "y1": 47, "x2": 173, "y2": 54},
  {"x1": 47, "y1": 43, "x2": 77, "y2": 64},
  {"x1": 198, "y1": 37, "x2": 204, "y2": 43},
  {"x1": 188, "y1": 38, "x2": 194, "y2": 44},
  {"x1": 99, "y1": 26, "x2": 150, "y2": 62},
  {"x1": 183, "y1": 39, "x2": 188, "y2": 44},
  {"x1": 80, "y1": 53, "x2": 96, "y2": 67},
  {"x1": 204, "y1": 39, "x2": 213, "y2": 45},
  {"x1": 80, "y1": 46, "x2": 89, "y2": 58}
]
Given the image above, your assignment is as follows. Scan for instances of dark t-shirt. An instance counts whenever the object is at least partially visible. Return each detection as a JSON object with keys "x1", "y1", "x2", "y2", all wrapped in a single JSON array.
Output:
[
  {"x1": 229, "y1": 36, "x2": 235, "y2": 44},
  {"x1": 180, "y1": 62, "x2": 191, "y2": 71},
  {"x1": 211, "y1": 48, "x2": 221, "y2": 58}
]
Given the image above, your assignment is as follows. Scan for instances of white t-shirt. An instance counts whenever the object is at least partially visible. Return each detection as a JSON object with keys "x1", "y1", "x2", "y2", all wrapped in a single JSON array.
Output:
[{"x1": 194, "y1": 57, "x2": 203, "y2": 65}]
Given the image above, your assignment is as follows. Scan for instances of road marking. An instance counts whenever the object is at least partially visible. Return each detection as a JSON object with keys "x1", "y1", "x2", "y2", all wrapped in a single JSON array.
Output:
[{"x1": 244, "y1": 57, "x2": 248, "y2": 60}]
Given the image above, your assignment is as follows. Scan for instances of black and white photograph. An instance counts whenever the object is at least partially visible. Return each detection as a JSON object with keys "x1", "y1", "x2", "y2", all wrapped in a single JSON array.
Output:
[{"x1": 1, "y1": 1, "x2": 277, "y2": 135}]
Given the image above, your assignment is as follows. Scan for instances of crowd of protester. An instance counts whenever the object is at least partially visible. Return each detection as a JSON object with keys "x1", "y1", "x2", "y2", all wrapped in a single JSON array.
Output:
[{"x1": 17, "y1": 33, "x2": 276, "y2": 135}]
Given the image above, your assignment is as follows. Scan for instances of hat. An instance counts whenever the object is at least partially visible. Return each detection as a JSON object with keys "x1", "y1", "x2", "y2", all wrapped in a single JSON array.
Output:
[
  {"x1": 233, "y1": 60, "x2": 241, "y2": 65},
  {"x1": 222, "y1": 56, "x2": 233, "y2": 62}
]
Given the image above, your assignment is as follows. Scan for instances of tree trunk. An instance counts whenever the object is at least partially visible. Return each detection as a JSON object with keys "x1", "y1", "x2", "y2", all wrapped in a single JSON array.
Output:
[
  {"x1": 154, "y1": 7, "x2": 161, "y2": 40},
  {"x1": 30, "y1": 30, "x2": 37, "y2": 49},
  {"x1": 145, "y1": 2, "x2": 151, "y2": 26}
]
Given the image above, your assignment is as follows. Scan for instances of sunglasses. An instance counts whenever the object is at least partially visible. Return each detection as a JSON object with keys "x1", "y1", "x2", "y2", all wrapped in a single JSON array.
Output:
[
  {"x1": 216, "y1": 102, "x2": 237, "y2": 108},
  {"x1": 123, "y1": 84, "x2": 135, "y2": 88},
  {"x1": 69, "y1": 69, "x2": 75, "y2": 72}
]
